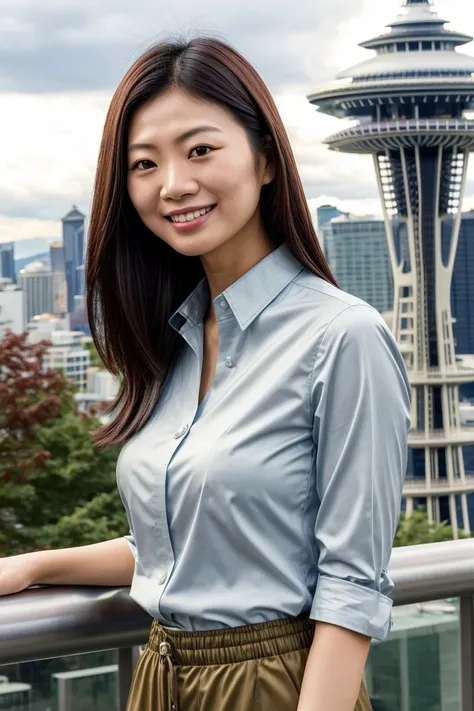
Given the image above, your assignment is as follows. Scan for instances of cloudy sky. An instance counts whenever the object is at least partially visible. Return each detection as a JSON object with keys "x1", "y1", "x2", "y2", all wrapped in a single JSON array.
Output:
[{"x1": 2, "y1": 0, "x2": 474, "y2": 243}]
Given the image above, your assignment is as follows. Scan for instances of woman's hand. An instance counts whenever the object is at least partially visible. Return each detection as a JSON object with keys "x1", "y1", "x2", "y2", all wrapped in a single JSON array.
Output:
[{"x1": 0, "y1": 553, "x2": 40, "y2": 596}]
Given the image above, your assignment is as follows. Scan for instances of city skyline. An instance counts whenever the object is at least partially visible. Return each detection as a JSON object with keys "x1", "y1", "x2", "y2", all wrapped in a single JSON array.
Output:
[{"x1": 2, "y1": 0, "x2": 474, "y2": 244}]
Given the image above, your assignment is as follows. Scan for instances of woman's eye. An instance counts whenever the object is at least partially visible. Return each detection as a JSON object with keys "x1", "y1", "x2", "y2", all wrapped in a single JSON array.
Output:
[
  {"x1": 190, "y1": 145, "x2": 212, "y2": 158},
  {"x1": 131, "y1": 159, "x2": 155, "y2": 171}
]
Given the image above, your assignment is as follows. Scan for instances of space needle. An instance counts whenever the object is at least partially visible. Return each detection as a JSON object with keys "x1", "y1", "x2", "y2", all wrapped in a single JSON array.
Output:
[{"x1": 309, "y1": 0, "x2": 474, "y2": 536}]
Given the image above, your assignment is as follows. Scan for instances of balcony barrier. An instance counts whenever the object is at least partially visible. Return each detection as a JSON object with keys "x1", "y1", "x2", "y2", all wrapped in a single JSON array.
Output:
[{"x1": 2, "y1": 539, "x2": 474, "y2": 709}]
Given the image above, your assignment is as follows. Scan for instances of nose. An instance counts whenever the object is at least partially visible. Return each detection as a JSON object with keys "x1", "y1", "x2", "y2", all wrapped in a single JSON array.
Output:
[{"x1": 160, "y1": 161, "x2": 198, "y2": 201}]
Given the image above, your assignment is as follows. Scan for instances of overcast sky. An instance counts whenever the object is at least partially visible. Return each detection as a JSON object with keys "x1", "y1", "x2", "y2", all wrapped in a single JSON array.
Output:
[{"x1": 2, "y1": 0, "x2": 474, "y2": 242}]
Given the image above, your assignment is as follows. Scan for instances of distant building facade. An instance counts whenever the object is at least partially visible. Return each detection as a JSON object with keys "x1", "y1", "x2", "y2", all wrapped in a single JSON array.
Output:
[
  {"x1": 50, "y1": 240, "x2": 68, "y2": 314},
  {"x1": 17, "y1": 260, "x2": 53, "y2": 322},
  {"x1": 0, "y1": 279, "x2": 24, "y2": 337},
  {"x1": 450, "y1": 212, "x2": 474, "y2": 356},
  {"x1": 323, "y1": 215, "x2": 393, "y2": 312},
  {"x1": 41, "y1": 330, "x2": 90, "y2": 392},
  {"x1": 0, "y1": 242, "x2": 15, "y2": 281},
  {"x1": 316, "y1": 205, "x2": 345, "y2": 234},
  {"x1": 62, "y1": 206, "x2": 85, "y2": 313}
]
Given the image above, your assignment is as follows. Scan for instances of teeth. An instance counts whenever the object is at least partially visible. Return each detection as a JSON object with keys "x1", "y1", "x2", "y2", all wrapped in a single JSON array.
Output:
[{"x1": 171, "y1": 206, "x2": 213, "y2": 223}]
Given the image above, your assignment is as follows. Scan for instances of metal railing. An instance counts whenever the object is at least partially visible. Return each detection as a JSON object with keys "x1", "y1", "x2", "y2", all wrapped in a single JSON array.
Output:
[{"x1": 2, "y1": 539, "x2": 474, "y2": 709}]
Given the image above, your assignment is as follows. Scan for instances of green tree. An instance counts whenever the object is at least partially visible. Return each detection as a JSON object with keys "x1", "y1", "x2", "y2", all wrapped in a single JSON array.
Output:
[
  {"x1": 394, "y1": 507, "x2": 469, "y2": 547},
  {"x1": 0, "y1": 330, "x2": 127, "y2": 556}
]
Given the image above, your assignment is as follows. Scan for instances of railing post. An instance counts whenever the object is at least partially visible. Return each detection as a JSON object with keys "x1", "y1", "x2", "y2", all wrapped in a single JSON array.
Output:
[
  {"x1": 118, "y1": 646, "x2": 141, "y2": 711},
  {"x1": 56, "y1": 677, "x2": 72, "y2": 711},
  {"x1": 460, "y1": 596, "x2": 474, "y2": 711}
]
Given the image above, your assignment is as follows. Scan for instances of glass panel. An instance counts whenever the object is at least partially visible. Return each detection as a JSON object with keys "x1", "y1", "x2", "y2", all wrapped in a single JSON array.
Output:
[
  {"x1": 366, "y1": 600, "x2": 461, "y2": 711},
  {"x1": 0, "y1": 649, "x2": 118, "y2": 711}
]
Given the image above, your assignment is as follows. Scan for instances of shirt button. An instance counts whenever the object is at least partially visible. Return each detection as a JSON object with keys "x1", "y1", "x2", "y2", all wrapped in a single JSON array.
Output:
[
  {"x1": 158, "y1": 572, "x2": 167, "y2": 584},
  {"x1": 220, "y1": 299, "x2": 229, "y2": 309},
  {"x1": 225, "y1": 356, "x2": 235, "y2": 368},
  {"x1": 174, "y1": 424, "x2": 189, "y2": 439}
]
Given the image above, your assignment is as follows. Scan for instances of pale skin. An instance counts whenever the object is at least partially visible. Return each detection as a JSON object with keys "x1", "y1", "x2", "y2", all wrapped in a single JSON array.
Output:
[{"x1": 0, "y1": 86, "x2": 372, "y2": 710}]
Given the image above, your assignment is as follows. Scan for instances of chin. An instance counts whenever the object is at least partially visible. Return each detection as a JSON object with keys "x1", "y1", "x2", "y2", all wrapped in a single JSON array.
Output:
[{"x1": 167, "y1": 233, "x2": 230, "y2": 259}]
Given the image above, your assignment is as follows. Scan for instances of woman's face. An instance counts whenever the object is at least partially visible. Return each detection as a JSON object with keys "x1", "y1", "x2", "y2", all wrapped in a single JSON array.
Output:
[{"x1": 126, "y1": 87, "x2": 274, "y2": 258}]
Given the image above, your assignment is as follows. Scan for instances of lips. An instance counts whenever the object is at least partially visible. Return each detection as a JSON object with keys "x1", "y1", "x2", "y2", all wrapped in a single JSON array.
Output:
[
  {"x1": 165, "y1": 205, "x2": 216, "y2": 222},
  {"x1": 167, "y1": 204, "x2": 216, "y2": 231}
]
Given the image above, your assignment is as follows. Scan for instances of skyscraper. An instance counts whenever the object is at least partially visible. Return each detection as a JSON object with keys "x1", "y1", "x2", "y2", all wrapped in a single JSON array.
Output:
[
  {"x1": 62, "y1": 206, "x2": 85, "y2": 314},
  {"x1": 50, "y1": 240, "x2": 67, "y2": 314},
  {"x1": 0, "y1": 242, "x2": 15, "y2": 281},
  {"x1": 323, "y1": 215, "x2": 393, "y2": 313},
  {"x1": 450, "y1": 212, "x2": 474, "y2": 357},
  {"x1": 17, "y1": 261, "x2": 53, "y2": 322},
  {"x1": 316, "y1": 205, "x2": 345, "y2": 234},
  {"x1": 309, "y1": 0, "x2": 474, "y2": 535}
]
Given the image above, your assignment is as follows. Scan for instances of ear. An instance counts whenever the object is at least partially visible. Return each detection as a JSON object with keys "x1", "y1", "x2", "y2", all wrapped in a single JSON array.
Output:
[{"x1": 260, "y1": 134, "x2": 276, "y2": 186}]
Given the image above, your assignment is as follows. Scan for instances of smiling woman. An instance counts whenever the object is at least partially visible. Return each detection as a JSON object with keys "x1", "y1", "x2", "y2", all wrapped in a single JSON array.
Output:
[
  {"x1": 85, "y1": 36, "x2": 336, "y2": 450},
  {"x1": 79, "y1": 35, "x2": 410, "y2": 711}
]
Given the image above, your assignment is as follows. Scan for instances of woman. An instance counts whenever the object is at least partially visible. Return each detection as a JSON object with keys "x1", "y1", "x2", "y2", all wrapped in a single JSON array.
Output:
[{"x1": 0, "y1": 36, "x2": 411, "y2": 711}]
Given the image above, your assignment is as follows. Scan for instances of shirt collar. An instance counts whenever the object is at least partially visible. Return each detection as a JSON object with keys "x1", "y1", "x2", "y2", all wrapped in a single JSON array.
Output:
[{"x1": 168, "y1": 242, "x2": 305, "y2": 333}]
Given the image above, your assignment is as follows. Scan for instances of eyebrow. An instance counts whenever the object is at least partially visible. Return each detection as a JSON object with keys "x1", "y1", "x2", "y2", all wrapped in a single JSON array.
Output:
[{"x1": 128, "y1": 125, "x2": 224, "y2": 152}]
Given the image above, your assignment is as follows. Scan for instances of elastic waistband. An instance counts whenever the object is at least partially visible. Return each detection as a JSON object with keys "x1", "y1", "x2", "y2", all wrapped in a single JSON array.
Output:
[{"x1": 148, "y1": 614, "x2": 315, "y2": 666}]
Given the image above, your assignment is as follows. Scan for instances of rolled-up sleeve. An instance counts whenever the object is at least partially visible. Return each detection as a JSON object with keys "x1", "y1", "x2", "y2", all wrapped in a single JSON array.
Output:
[{"x1": 309, "y1": 304, "x2": 411, "y2": 641}]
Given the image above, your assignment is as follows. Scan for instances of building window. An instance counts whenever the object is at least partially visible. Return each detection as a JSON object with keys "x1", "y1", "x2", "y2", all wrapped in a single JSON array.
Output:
[
  {"x1": 422, "y1": 41, "x2": 432, "y2": 51},
  {"x1": 396, "y1": 42, "x2": 406, "y2": 52},
  {"x1": 408, "y1": 41, "x2": 418, "y2": 51},
  {"x1": 434, "y1": 41, "x2": 441, "y2": 50}
]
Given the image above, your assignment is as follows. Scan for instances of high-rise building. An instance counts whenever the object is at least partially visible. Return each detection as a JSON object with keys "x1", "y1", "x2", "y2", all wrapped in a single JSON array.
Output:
[
  {"x1": 309, "y1": 0, "x2": 474, "y2": 535},
  {"x1": 450, "y1": 212, "x2": 474, "y2": 357},
  {"x1": 50, "y1": 240, "x2": 67, "y2": 314},
  {"x1": 323, "y1": 215, "x2": 393, "y2": 312},
  {"x1": 50, "y1": 240, "x2": 65, "y2": 273},
  {"x1": 17, "y1": 260, "x2": 53, "y2": 322},
  {"x1": 0, "y1": 242, "x2": 15, "y2": 281},
  {"x1": 316, "y1": 205, "x2": 345, "y2": 234},
  {"x1": 62, "y1": 206, "x2": 85, "y2": 314}
]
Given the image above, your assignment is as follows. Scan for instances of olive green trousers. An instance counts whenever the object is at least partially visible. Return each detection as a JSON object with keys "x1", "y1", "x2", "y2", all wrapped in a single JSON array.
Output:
[{"x1": 126, "y1": 614, "x2": 373, "y2": 711}]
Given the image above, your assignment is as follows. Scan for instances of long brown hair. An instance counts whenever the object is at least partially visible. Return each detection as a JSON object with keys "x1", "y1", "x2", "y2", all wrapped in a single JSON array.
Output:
[{"x1": 86, "y1": 36, "x2": 337, "y2": 448}]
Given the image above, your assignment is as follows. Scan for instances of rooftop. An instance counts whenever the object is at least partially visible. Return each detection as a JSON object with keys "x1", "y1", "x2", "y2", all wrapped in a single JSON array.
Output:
[
  {"x1": 62, "y1": 204, "x2": 85, "y2": 222},
  {"x1": 20, "y1": 260, "x2": 51, "y2": 275}
]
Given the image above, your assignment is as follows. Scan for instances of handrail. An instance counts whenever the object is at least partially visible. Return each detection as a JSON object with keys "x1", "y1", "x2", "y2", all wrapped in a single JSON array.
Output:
[{"x1": 1, "y1": 539, "x2": 474, "y2": 666}]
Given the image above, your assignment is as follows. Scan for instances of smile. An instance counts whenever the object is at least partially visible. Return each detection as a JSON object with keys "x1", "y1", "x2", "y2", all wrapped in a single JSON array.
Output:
[{"x1": 166, "y1": 205, "x2": 216, "y2": 231}]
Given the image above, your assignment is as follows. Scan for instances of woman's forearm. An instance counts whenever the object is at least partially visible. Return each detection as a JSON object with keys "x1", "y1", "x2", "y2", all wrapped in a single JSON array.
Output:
[
  {"x1": 297, "y1": 622, "x2": 371, "y2": 711},
  {"x1": 32, "y1": 538, "x2": 135, "y2": 587}
]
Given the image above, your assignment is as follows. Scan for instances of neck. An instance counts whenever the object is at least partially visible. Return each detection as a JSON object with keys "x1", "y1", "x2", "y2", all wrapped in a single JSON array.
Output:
[{"x1": 200, "y1": 221, "x2": 275, "y2": 316}]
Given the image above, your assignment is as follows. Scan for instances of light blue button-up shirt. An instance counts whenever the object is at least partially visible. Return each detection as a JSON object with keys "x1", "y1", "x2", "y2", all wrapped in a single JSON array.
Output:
[{"x1": 116, "y1": 243, "x2": 411, "y2": 641}]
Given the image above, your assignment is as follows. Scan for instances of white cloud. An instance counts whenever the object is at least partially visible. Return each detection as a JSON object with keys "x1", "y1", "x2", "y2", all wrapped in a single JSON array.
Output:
[
  {"x1": 0, "y1": 215, "x2": 61, "y2": 243},
  {"x1": 2, "y1": 0, "x2": 474, "y2": 240},
  {"x1": 0, "y1": 91, "x2": 109, "y2": 199}
]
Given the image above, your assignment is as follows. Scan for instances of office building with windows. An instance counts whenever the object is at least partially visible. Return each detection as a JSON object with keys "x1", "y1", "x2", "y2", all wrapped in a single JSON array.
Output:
[
  {"x1": 323, "y1": 215, "x2": 393, "y2": 312},
  {"x1": 0, "y1": 242, "x2": 15, "y2": 281},
  {"x1": 62, "y1": 206, "x2": 85, "y2": 314},
  {"x1": 17, "y1": 260, "x2": 53, "y2": 323}
]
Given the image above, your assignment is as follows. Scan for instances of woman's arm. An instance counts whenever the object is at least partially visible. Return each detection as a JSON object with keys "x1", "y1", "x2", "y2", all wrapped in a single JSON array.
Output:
[
  {"x1": 0, "y1": 538, "x2": 135, "y2": 596},
  {"x1": 297, "y1": 623, "x2": 371, "y2": 711},
  {"x1": 303, "y1": 304, "x2": 411, "y2": 709}
]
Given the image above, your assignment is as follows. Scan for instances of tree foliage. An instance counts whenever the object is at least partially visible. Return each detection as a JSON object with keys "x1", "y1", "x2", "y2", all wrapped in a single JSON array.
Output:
[
  {"x1": 0, "y1": 330, "x2": 127, "y2": 556},
  {"x1": 394, "y1": 507, "x2": 469, "y2": 547}
]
